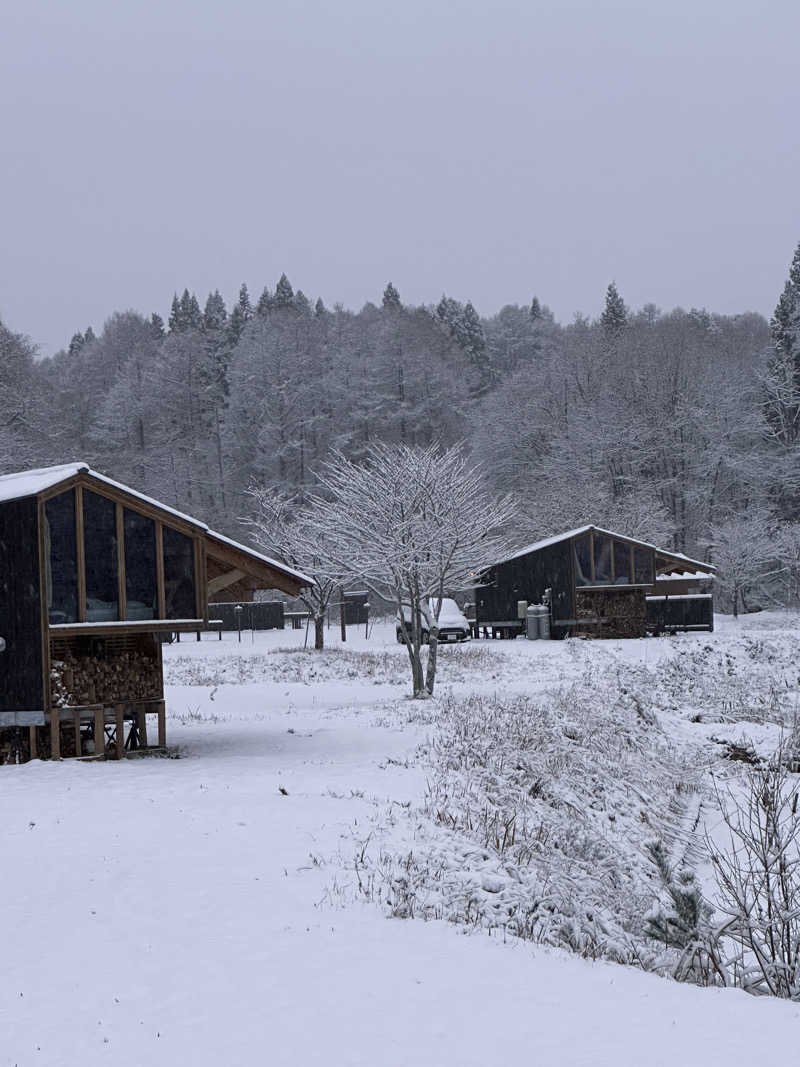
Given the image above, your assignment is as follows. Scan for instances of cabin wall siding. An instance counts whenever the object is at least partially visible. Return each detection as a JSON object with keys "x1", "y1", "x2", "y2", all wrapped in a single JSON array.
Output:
[
  {"x1": 476, "y1": 541, "x2": 574, "y2": 634},
  {"x1": 0, "y1": 499, "x2": 44, "y2": 713}
]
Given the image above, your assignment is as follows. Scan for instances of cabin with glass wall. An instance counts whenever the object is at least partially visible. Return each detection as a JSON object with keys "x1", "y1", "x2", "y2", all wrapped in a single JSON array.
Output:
[
  {"x1": 475, "y1": 525, "x2": 715, "y2": 639},
  {"x1": 0, "y1": 464, "x2": 310, "y2": 762}
]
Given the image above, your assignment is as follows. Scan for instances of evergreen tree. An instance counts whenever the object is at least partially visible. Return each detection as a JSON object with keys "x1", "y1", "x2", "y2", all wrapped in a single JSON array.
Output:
[
  {"x1": 314, "y1": 297, "x2": 326, "y2": 318},
  {"x1": 382, "y1": 282, "x2": 402, "y2": 310},
  {"x1": 68, "y1": 332, "x2": 85, "y2": 357},
  {"x1": 180, "y1": 290, "x2": 202, "y2": 331},
  {"x1": 530, "y1": 296, "x2": 542, "y2": 321},
  {"x1": 274, "y1": 273, "x2": 295, "y2": 309},
  {"x1": 168, "y1": 294, "x2": 182, "y2": 333},
  {"x1": 237, "y1": 282, "x2": 253, "y2": 322},
  {"x1": 256, "y1": 286, "x2": 272, "y2": 316},
  {"x1": 461, "y1": 301, "x2": 491, "y2": 387},
  {"x1": 600, "y1": 282, "x2": 628, "y2": 339},
  {"x1": 228, "y1": 305, "x2": 246, "y2": 345},
  {"x1": 203, "y1": 290, "x2": 228, "y2": 332},
  {"x1": 84, "y1": 326, "x2": 97, "y2": 344},
  {"x1": 150, "y1": 313, "x2": 165, "y2": 339},
  {"x1": 764, "y1": 241, "x2": 800, "y2": 464},
  {"x1": 294, "y1": 289, "x2": 311, "y2": 315}
]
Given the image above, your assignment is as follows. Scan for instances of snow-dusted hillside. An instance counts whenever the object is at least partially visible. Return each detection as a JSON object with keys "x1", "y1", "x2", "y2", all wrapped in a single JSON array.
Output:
[{"x1": 4, "y1": 616, "x2": 800, "y2": 1066}]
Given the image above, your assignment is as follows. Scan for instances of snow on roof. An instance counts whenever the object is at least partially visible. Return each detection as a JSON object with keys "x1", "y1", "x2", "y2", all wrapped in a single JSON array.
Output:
[
  {"x1": 87, "y1": 470, "x2": 208, "y2": 529},
  {"x1": 0, "y1": 462, "x2": 208, "y2": 528},
  {"x1": 498, "y1": 525, "x2": 594, "y2": 563},
  {"x1": 0, "y1": 463, "x2": 88, "y2": 503},
  {"x1": 205, "y1": 530, "x2": 313, "y2": 586},
  {"x1": 493, "y1": 524, "x2": 715, "y2": 573}
]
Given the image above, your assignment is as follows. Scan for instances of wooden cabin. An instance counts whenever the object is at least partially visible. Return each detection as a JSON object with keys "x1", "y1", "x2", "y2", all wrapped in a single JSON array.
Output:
[
  {"x1": 0, "y1": 463, "x2": 310, "y2": 762},
  {"x1": 476, "y1": 525, "x2": 715, "y2": 639}
]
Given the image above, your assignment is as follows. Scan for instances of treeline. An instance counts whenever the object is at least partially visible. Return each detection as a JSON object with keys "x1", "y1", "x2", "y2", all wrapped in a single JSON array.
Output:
[{"x1": 2, "y1": 248, "x2": 800, "y2": 608}]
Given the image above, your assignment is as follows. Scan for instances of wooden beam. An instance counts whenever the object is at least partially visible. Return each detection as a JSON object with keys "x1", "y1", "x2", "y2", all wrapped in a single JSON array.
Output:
[
  {"x1": 115, "y1": 704, "x2": 125, "y2": 760},
  {"x1": 207, "y1": 568, "x2": 246, "y2": 597},
  {"x1": 204, "y1": 535, "x2": 305, "y2": 596},
  {"x1": 94, "y1": 707, "x2": 105, "y2": 759},
  {"x1": 73, "y1": 709, "x2": 82, "y2": 757},
  {"x1": 116, "y1": 501, "x2": 126, "y2": 620},
  {"x1": 155, "y1": 521, "x2": 166, "y2": 619},
  {"x1": 74, "y1": 473, "x2": 203, "y2": 537},
  {"x1": 48, "y1": 618, "x2": 204, "y2": 638},
  {"x1": 75, "y1": 485, "x2": 86, "y2": 622},
  {"x1": 157, "y1": 700, "x2": 166, "y2": 748},
  {"x1": 38, "y1": 496, "x2": 58, "y2": 759},
  {"x1": 137, "y1": 707, "x2": 148, "y2": 748},
  {"x1": 197, "y1": 536, "x2": 208, "y2": 621}
]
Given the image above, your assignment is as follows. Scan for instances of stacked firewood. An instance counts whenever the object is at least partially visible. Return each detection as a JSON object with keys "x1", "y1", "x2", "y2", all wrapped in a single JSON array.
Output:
[
  {"x1": 575, "y1": 590, "x2": 647, "y2": 639},
  {"x1": 50, "y1": 650, "x2": 159, "y2": 707}
]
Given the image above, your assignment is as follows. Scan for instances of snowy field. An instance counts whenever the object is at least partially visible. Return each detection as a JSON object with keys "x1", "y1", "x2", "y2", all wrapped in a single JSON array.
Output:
[{"x1": 4, "y1": 615, "x2": 800, "y2": 1066}]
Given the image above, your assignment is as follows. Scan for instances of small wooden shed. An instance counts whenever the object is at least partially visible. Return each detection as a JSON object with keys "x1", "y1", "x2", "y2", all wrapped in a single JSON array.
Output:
[
  {"x1": 0, "y1": 463, "x2": 310, "y2": 762},
  {"x1": 476, "y1": 525, "x2": 715, "y2": 639}
]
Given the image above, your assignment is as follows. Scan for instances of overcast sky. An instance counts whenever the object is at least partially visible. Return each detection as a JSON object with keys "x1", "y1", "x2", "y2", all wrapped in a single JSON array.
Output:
[{"x1": 2, "y1": 0, "x2": 799, "y2": 355}]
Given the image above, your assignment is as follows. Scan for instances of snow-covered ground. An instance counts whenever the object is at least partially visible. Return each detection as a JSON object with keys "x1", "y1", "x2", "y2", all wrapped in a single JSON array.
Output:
[{"x1": 4, "y1": 615, "x2": 800, "y2": 1065}]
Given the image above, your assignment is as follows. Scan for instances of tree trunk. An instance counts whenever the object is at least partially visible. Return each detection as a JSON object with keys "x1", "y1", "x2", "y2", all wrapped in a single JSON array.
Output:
[
  {"x1": 397, "y1": 596, "x2": 426, "y2": 697},
  {"x1": 314, "y1": 615, "x2": 325, "y2": 650},
  {"x1": 424, "y1": 625, "x2": 439, "y2": 695}
]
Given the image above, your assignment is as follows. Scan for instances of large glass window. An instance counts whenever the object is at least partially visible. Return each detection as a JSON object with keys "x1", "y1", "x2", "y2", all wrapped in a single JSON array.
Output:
[
  {"x1": 594, "y1": 535, "x2": 613, "y2": 584},
  {"x1": 163, "y1": 526, "x2": 197, "y2": 619},
  {"x1": 124, "y1": 509, "x2": 157, "y2": 620},
  {"x1": 634, "y1": 546, "x2": 654, "y2": 585},
  {"x1": 45, "y1": 490, "x2": 78, "y2": 624},
  {"x1": 83, "y1": 490, "x2": 119, "y2": 621},
  {"x1": 573, "y1": 533, "x2": 592, "y2": 586},
  {"x1": 613, "y1": 541, "x2": 632, "y2": 585}
]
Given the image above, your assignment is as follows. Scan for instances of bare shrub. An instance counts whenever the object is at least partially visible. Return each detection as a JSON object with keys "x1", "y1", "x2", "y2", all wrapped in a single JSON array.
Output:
[{"x1": 707, "y1": 753, "x2": 800, "y2": 998}]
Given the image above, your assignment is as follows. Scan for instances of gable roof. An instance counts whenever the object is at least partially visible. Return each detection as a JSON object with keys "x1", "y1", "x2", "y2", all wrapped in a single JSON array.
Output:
[
  {"x1": 494, "y1": 524, "x2": 715, "y2": 574},
  {"x1": 0, "y1": 463, "x2": 313, "y2": 590},
  {"x1": 0, "y1": 463, "x2": 88, "y2": 504}
]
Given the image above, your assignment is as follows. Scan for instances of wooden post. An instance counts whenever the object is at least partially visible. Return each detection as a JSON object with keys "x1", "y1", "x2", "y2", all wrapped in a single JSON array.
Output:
[
  {"x1": 50, "y1": 712, "x2": 60, "y2": 761},
  {"x1": 340, "y1": 586, "x2": 347, "y2": 642},
  {"x1": 75, "y1": 485, "x2": 87, "y2": 621},
  {"x1": 115, "y1": 703, "x2": 125, "y2": 760},
  {"x1": 116, "y1": 502, "x2": 126, "y2": 620},
  {"x1": 29, "y1": 726, "x2": 38, "y2": 760},
  {"x1": 157, "y1": 700, "x2": 166, "y2": 748},
  {"x1": 155, "y1": 522, "x2": 166, "y2": 619},
  {"x1": 94, "y1": 707, "x2": 105, "y2": 759},
  {"x1": 73, "y1": 709, "x2": 82, "y2": 758},
  {"x1": 137, "y1": 707, "x2": 148, "y2": 748}
]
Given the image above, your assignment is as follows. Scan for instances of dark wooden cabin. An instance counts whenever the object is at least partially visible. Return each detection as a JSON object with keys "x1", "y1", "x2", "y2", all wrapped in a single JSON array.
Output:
[
  {"x1": 0, "y1": 463, "x2": 310, "y2": 762},
  {"x1": 475, "y1": 525, "x2": 715, "y2": 639}
]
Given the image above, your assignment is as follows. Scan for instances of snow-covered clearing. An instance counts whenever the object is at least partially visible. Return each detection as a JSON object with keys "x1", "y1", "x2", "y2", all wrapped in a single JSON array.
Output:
[{"x1": 4, "y1": 616, "x2": 800, "y2": 1065}]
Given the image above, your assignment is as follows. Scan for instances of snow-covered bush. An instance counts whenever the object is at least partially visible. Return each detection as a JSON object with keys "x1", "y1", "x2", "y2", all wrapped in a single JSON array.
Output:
[{"x1": 354, "y1": 684, "x2": 705, "y2": 968}]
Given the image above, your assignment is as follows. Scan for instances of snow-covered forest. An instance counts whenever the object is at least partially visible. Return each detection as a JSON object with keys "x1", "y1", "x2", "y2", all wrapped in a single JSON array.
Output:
[{"x1": 3, "y1": 245, "x2": 800, "y2": 609}]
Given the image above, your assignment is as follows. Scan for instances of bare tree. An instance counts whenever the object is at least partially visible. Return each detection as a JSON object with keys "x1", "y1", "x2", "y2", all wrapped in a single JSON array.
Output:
[
  {"x1": 306, "y1": 442, "x2": 516, "y2": 696},
  {"x1": 709, "y1": 511, "x2": 781, "y2": 616},
  {"x1": 246, "y1": 489, "x2": 345, "y2": 650},
  {"x1": 708, "y1": 754, "x2": 800, "y2": 999}
]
